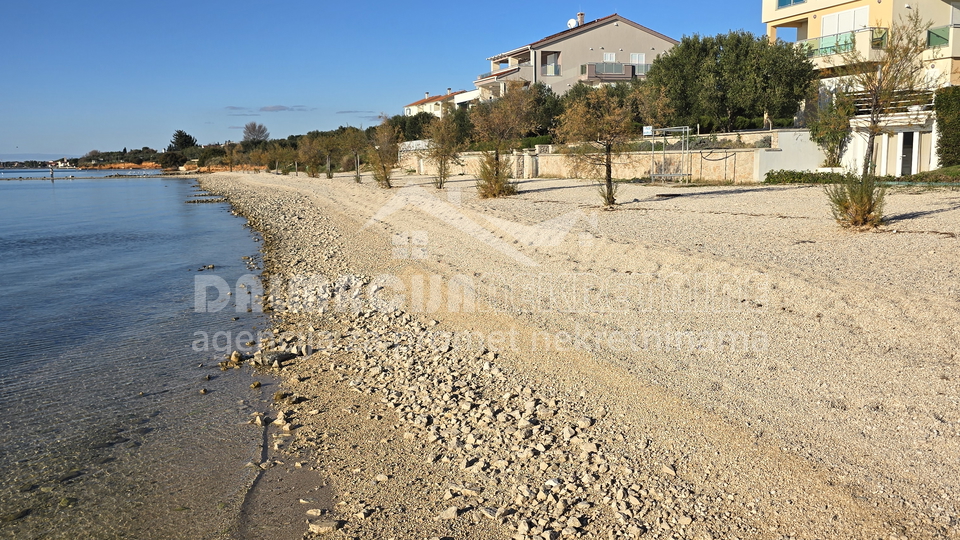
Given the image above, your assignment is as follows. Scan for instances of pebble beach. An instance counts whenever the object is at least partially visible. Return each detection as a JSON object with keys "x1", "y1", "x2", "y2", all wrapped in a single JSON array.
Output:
[{"x1": 200, "y1": 171, "x2": 960, "y2": 540}]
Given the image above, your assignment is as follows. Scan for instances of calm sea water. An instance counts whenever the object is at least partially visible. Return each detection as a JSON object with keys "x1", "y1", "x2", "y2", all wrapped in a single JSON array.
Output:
[
  {"x1": 0, "y1": 168, "x2": 162, "y2": 179},
  {"x1": 0, "y1": 176, "x2": 275, "y2": 539}
]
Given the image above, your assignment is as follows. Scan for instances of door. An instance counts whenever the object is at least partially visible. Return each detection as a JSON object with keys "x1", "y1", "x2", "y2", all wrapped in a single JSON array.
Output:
[{"x1": 900, "y1": 132, "x2": 915, "y2": 176}]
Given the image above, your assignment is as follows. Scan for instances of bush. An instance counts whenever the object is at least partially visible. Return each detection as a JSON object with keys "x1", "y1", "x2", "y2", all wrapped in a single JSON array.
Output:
[
  {"x1": 825, "y1": 175, "x2": 885, "y2": 228},
  {"x1": 475, "y1": 152, "x2": 516, "y2": 198},
  {"x1": 764, "y1": 169, "x2": 847, "y2": 184},
  {"x1": 935, "y1": 86, "x2": 960, "y2": 167}
]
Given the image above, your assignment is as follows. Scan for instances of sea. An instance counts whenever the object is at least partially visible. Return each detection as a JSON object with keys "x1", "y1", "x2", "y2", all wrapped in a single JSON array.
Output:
[{"x1": 0, "y1": 173, "x2": 277, "y2": 539}]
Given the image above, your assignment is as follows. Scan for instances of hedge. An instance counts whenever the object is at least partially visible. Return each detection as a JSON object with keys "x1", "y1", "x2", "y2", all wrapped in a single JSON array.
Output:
[{"x1": 935, "y1": 86, "x2": 960, "y2": 167}]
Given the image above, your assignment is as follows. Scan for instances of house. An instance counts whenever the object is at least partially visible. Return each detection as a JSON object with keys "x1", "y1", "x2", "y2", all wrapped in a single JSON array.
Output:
[
  {"x1": 763, "y1": 0, "x2": 960, "y2": 175},
  {"x1": 404, "y1": 89, "x2": 467, "y2": 118},
  {"x1": 474, "y1": 12, "x2": 678, "y2": 99}
]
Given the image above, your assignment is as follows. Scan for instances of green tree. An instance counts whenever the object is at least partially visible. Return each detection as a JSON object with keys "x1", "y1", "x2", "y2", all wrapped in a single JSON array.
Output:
[
  {"x1": 646, "y1": 31, "x2": 815, "y2": 131},
  {"x1": 529, "y1": 82, "x2": 564, "y2": 136},
  {"x1": 168, "y1": 130, "x2": 198, "y2": 152},
  {"x1": 470, "y1": 81, "x2": 535, "y2": 198},
  {"x1": 555, "y1": 85, "x2": 636, "y2": 206},
  {"x1": 338, "y1": 127, "x2": 368, "y2": 183},
  {"x1": 368, "y1": 116, "x2": 401, "y2": 188},
  {"x1": 424, "y1": 104, "x2": 465, "y2": 189},
  {"x1": 807, "y1": 88, "x2": 855, "y2": 167}
]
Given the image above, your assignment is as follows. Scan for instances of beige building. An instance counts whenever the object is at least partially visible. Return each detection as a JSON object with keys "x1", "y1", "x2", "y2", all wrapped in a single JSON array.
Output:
[
  {"x1": 403, "y1": 89, "x2": 466, "y2": 118},
  {"x1": 763, "y1": 0, "x2": 960, "y2": 175},
  {"x1": 474, "y1": 12, "x2": 678, "y2": 99}
]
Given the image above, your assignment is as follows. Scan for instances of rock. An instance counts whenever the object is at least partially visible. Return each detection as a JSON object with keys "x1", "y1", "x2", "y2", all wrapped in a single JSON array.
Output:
[
  {"x1": 576, "y1": 417, "x2": 593, "y2": 429},
  {"x1": 677, "y1": 516, "x2": 693, "y2": 526},
  {"x1": 1, "y1": 509, "x2": 30, "y2": 521},
  {"x1": 230, "y1": 350, "x2": 242, "y2": 362},
  {"x1": 307, "y1": 520, "x2": 341, "y2": 534},
  {"x1": 437, "y1": 506, "x2": 459, "y2": 520},
  {"x1": 306, "y1": 508, "x2": 324, "y2": 517},
  {"x1": 375, "y1": 474, "x2": 389, "y2": 482},
  {"x1": 661, "y1": 464, "x2": 677, "y2": 476},
  {"x1": 250, "y1": 381, "x2": 261, "y2": 389},
  {"x1": 262, "y1": 351, "x2": 296, "y2": 366}
]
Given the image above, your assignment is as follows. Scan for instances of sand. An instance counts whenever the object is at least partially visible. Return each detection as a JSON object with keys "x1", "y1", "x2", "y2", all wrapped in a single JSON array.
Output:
[{"x1": 200, "y1": 170, "x2": 960, "y2": 539}]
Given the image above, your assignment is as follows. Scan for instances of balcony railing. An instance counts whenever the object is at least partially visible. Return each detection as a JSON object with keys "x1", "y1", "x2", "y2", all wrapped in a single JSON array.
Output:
[
  {"x1": 580, "y1": 62, "x2": 652, "y2": 77},
  {"x1": 797, "y1": 27, "x2": 887, "y2": 58},
  {"x1": 927, "y1": 26, "x2": 950, "y2": 48},
  {"x1": 477, "y1": 62, "x2": 531, "y2": 80},
  {"x1": 777, "y1": 0, "x2": 805, "y2": 8},
  {"x1": 541, "y1": 64, "x2": 561, "y2": 76}
]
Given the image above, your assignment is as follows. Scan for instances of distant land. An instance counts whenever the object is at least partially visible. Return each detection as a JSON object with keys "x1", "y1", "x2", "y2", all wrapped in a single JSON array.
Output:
[{"x1": 0, "y1": 153, "x2": 79, "y2": 162}]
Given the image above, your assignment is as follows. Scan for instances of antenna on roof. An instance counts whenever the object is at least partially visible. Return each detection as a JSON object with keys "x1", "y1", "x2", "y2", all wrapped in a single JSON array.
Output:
[{"x1": 567, "y1": 18, "x2": 578, "y2": 29}]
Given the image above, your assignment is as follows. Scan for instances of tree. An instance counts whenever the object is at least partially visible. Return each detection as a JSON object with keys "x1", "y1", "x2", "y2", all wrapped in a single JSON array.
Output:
[
  {"x1": 168, "y1": 130, "x2": 198, "y2": 152},
  {"x1": 529, "y1": 82, "x2": 564, "y2": 136},
  {"x1": 388, "y1": 112, "x2": 435, "y2": 141},
  {"x1": 635, "y1": 82, "x2": 674, "y2": 128},
  {"x1": 338, "y1": 127, "x2": 368, "y2": 183},
  {"x1": 555, "y1": 85, "x2": 636, "y2": 206},
  {"x1": 368, "y1": 116, "x2": 401, "y2": 188},
  {"x1": 158, "y1": 151, "x2": 188, "y2": 169},
  {"x1": 470, "y1": 82, "x2": 536, "y2": 198},
  {"x1": 836, "y1": 10, "x2": 939, "y2": 177},
  {"x1": 243, "y1": 122, "x2": 270, "y2": 144},
  {"x1": 423, "y1": 104, "x2": 465, "y2": 189},
  {"x1": 806, "y1": 88, "x2": 855, "y2": 168},
  {"x1": 645, "y1": 31, "x2": 815, "y2": 131}
]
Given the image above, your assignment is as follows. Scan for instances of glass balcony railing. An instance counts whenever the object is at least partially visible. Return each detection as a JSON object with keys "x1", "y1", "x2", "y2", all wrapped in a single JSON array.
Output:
[
  {"x1": 777, "y1": 0, "x2": 805, "y2": 8},
  {"x1": 541, "y1": 64, "x2": 561, "y2": 76},
  {"x1": 796, "y1": 27, "x2": 887, "y2": 58},
  {"x1": 927, "y1": 26, "x2": 950, "y2": 48},
  {"x1": 579, "y1": 63, "x2": 653, "y2": 77}
]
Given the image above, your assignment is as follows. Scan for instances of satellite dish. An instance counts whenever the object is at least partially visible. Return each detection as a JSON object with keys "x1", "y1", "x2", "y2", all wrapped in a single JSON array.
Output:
[{"x1": 567, "y1": 18, "x2": 578, "y2": 29}]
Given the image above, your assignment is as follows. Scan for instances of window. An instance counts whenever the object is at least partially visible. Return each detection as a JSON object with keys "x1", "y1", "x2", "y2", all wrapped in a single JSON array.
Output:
[
  {"x1": 777, "y1": 0, "x2": 805, "y2": 8},
  {"x1": 603, "y1": 52, "x2": 616, "y2": 62},
  {"x1": 630, "y1": 53, "x2": 645, "y2": 65}
]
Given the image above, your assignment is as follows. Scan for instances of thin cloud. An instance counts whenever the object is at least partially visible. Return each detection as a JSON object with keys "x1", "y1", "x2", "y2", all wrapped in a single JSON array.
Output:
[
  {"x1": 225, "y1": 106, "x2": 247, "y2": 110},
  {"x1": 337, "y1": 110, "x2": 375, "y2": 115},
  {"x1": 260, "y1": 105, "x2": 309, "y2": 112},
  {"x1": 228, "y1": 113, "x2": 260, "y2": 117}
]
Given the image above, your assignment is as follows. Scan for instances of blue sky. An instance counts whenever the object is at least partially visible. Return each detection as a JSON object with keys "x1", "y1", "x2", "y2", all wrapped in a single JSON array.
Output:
[{"x1": 1, "y1": 1, "x2": 765, "y2": 159}]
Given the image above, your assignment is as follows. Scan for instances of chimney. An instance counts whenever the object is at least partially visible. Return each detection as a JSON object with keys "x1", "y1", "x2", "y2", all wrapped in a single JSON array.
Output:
[
  {"x1": 447, "y1": 88, "x2": 452, "y2": 95},
  {"x1": 577, "y1": 12, "x2": 585, "y2": 26},
  {"x1": 425, "y1": 92, "x2": 430, "y2": 99}
]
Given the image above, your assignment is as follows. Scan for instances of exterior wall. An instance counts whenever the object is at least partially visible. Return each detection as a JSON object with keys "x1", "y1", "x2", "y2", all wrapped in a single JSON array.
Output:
[
  {"x1": 400, "y1": 130, "x2": 828, "y2": 184},
  {"x1": 529, "y1": 20, "x2": 675, "y2": 93}
]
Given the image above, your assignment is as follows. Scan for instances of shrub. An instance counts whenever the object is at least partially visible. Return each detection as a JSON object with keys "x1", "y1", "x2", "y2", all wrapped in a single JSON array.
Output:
[
  {"x1": 935, "y1": 86, "x2": 960, "y2": 167},
  {"x1": 764, "y1": 169, "x2": 846, "y2": 184},
  {"x1": 475, "y1": 152, "x2": 516, "y2": 198},
  {"x1": 825, "y1": 175, "x2": 885, "y2": 228}
]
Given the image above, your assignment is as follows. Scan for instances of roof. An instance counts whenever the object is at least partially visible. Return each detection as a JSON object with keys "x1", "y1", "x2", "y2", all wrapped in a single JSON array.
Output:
[
  {"x1": 475, "y1": 67, "x2": 520, "y2": 84},
  {"x1": 405, "y1": 90, "x2": 467, "y2": 108},
  {"x1": 487, "y1": 13, "x2": 678, "y2": 62}
]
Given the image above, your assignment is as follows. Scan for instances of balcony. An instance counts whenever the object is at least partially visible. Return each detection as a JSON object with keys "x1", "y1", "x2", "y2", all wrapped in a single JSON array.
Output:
[
  {"x1": 796, "y1": 27, "x2": 886, "y2": 69},
  {"x1": 477, "y1": 62, "x2": 532, "y2": 81},
  {"x1": 579, "y1": 62, "x2": 652, "y2": 82},
  {"x1": 541, "y1": 64, "x2": 561, "y2": 77}
]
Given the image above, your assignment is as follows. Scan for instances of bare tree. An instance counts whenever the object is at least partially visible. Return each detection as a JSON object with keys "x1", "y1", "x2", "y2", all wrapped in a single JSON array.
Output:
[
  {"x1": 243, "y1": 122, "x2": 270, "y2": 144},
  {"x1": 470, "y1": 81, "x2": 535, "y2": 198},
  {"x1": 837, "y1": 10, "x2": 940, "y2": 177},
  {"x1": 555, "y1": 85, "x2": 636, "y2": 206}
]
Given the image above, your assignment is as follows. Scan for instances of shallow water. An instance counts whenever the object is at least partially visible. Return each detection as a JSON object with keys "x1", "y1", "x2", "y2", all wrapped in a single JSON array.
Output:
[{"x1": 0, "y1": 178, "x2": 273, "y2": 538}]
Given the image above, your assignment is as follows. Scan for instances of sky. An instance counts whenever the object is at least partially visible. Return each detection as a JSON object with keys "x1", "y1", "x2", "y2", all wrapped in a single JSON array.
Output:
[{"x1": 0, "y1": 1, "x2": 766, "y2": 159}]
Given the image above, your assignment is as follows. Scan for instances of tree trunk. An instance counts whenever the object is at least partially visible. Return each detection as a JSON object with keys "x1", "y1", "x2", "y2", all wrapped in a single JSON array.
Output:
[
  {"x1": 604, "y1": 143, "x2": 614, "y2": 206},
  {"x1": 862, "y1": 128, "x2": 878, "y2": 178}
]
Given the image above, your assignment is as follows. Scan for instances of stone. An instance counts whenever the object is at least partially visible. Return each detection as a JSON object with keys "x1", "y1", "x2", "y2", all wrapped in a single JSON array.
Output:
[
  {"x1": 307, "y1": 520, "x2": 341, "y2": 534},
  {"x1": 438, "y1": 506, "x2": 459, "y2": 520},
  {"x1": 576, "y1": 417, "x2": 593, "y2": 429}
]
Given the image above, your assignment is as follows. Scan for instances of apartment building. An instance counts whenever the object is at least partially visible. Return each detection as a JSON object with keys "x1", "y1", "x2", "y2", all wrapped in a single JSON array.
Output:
[
  {"x1": 474, "y1": 13, "x2": 678, "y2": 99},
  {"x1": 763, "y1": 0, "x2": 960, "y2": 175}
]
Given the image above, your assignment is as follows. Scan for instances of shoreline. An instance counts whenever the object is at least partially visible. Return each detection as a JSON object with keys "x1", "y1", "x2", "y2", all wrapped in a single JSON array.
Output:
[{"x1": 201, "y1": 171, "x2": 960, "y2": 539}]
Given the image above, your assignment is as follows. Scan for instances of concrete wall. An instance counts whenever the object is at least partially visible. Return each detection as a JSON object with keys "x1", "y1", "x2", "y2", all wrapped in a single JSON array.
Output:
[{"x1": 400, "y1": 129, "x2": 828, "y2": 183}]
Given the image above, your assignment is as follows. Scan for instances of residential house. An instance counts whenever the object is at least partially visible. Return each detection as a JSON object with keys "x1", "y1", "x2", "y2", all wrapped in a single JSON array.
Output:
[
  {"x1": 763, "y1": 0, "x2": 960, "y2": 175},
  {"x1": 474, "y1": 12, "x2": 678, "y2": 99},
  {"x1": 404, "y1": 89, "x2": 467, "y2": 118}
]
